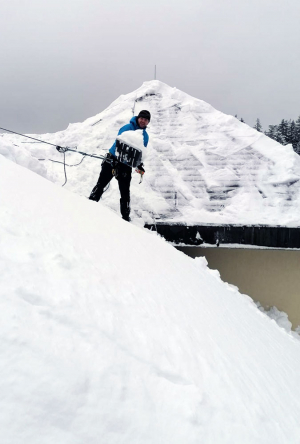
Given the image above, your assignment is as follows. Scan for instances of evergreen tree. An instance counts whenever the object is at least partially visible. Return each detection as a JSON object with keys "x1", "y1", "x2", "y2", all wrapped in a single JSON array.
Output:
[
  {"x1": 295, "y1": 115, "x2": 300, "y2": 141},
  {"x1": 275, "y1": 130, "x2": 286, "y2": 145},
  {"x1": 265, "y1": 115, "x2": 300, "y2": 155},
  {"x1": 240, "y1": 117, "x2": 245, "y2": 123},
  {"x1": 286, "y1": 120, "x2": 297, "y2": 148},
  {"x1": 265, "y1": 124, "x2": 285, "y2": 144},
  {"x1": 265, "y1": 125, "x2": 278, "y2": 140},
  {"x1": 277, "y1": 119, "x2": 289, "y2": 144},
  {"x1": 254, "y1": 118, "x2": 262, "y2": 132}
]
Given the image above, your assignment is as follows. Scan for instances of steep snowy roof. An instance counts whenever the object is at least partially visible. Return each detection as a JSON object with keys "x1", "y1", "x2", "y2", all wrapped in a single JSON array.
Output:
[{"x1": 2, "y1": 80, "x2": 300, "y2": 226}]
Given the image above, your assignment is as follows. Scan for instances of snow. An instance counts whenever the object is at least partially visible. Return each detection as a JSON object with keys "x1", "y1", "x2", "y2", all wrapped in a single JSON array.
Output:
[
  {"x1": 0, "y1": 137, "x2": 49, "y2": 179},
  {"x1": 1, "y1": 148, "x2": 300, "y2": 443},
  {"x1": 256, "y1": 303, "x2": 300, "y2": 340},
  {"x1": 117, "y1": 130, "x2": 145, "y2": 152},
  {"x1": 2, "y1": 80, "x2": 300, "y2": 225}
]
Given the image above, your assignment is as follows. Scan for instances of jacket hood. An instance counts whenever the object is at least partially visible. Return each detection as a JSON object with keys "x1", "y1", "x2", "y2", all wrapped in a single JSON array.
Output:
[{"x1": 130, "y1": 116, "x2": 139, "y2": 129}]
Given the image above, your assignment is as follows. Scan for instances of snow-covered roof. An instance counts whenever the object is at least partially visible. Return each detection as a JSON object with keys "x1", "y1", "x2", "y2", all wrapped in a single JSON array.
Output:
[
  {"x1": 2, "y1": 80, "x2": 300, "y2": 226},
  {"x1": 1, "y1": 153, "x2": 300, "y2": 443}
]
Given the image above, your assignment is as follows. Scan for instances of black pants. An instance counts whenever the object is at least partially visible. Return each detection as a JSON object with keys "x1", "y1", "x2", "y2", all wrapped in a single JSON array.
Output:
[{"x1": 89, "y1": 159, "x2": 132, "y2": 220}]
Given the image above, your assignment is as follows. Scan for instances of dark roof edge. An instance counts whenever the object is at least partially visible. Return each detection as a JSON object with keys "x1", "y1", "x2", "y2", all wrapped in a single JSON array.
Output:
[{"x1": 144, "y1": 223, "x2": 300, "y2": 249}]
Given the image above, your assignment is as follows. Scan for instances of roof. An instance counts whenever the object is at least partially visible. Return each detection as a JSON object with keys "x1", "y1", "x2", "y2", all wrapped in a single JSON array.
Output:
[{"x1": 2, "y1": 80, "x2": 300, "y2": 227}]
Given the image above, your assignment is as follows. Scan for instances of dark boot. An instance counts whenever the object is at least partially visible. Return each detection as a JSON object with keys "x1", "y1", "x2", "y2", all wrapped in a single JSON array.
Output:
[
  {"x1": 121, "y1": 202, "x2": 131, "y2": 221},
  {"x1": 89, "y1": 184, "x2": 102, "y2": 201},
  {"x1": 89, "y1": 161, "x2": 114, "y2": 201}
]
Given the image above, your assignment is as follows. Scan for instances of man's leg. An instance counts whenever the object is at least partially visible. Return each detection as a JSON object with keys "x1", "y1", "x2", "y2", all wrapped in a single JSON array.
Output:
[
  {"x1": 117, "y1": 164, "x2": 132, "y2": 221},
  {"x1": 89, "y1": 161, "x2": 113, "y2": 201}
]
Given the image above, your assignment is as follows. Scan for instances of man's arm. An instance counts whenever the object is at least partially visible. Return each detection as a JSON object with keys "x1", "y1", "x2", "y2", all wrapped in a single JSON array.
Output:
[{"x1": 143, "y1": 130, "x2": 149, "y2": 147}]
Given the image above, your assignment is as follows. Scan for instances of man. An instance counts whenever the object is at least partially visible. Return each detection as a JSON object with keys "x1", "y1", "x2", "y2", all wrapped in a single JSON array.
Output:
[{"x1": 89, "y1": 110, "x2": 151, "y2": 221}]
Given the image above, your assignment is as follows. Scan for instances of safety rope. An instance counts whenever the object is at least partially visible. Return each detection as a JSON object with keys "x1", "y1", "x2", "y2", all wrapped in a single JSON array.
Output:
[
  {"x1": 0, "y1": 126, "x2": 59, "y2": 148},
  {"x1": 0, "y1": 125, "x2": 106, "y2": 161},
  {"x1": 0, "y1": 126, "x2": 106, "y2": 186}
]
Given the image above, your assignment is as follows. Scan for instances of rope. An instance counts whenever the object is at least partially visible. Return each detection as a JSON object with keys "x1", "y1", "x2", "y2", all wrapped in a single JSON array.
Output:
[
  {"x1": 0, "y1": 126, "x2": 106, "y2": 160},
  {"x1": 38, "y1": 156, "x2": 87, "y2": 167},
  {"x1": 62, "y1": 151, "x2": 67, "y2": 186},
  {"x1": 0, "y1": 125, "x2": 106, "y2": 186},
  {"x1": 38, "y1": 154, "x2": 90, "y2": 186},
  {"x1": 0, "y1": 126, "x2": 58, "y2": 147}
]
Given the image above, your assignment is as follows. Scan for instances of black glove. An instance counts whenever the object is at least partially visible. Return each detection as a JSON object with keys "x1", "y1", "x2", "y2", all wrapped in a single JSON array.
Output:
[{"x1": 136, "y1": 163, "x2": 145, "y2": 175}]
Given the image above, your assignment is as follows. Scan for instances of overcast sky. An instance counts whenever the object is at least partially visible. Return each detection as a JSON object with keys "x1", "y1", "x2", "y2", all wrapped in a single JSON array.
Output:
[{"x1": 1, "y1": 0, "x2": 300, "y2": 134}]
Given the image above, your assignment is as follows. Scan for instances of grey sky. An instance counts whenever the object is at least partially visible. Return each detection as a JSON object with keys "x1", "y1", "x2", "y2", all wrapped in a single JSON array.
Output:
[{"x1": 1, "y1": 0, "x2": 300, "y2": 134}]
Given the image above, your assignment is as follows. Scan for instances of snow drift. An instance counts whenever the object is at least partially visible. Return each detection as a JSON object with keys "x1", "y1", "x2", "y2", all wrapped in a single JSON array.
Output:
[{"x1": 1, "y1": 152, "x2": 300, "y2": 443}]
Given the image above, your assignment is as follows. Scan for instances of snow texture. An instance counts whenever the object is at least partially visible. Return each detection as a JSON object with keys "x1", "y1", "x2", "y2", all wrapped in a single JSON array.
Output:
[
  {"x1": 1, "y1": 150, "x2": 300, "y2": 443},
  {"x1": 256, "y1": 303, "x2": 300, "y2": 340},
  {"x1": 2, "y1": 80, "x2": 300, "y2": 225},
  {"x1": 117, "y1": 130, "x2": 145, "y2": 154}
]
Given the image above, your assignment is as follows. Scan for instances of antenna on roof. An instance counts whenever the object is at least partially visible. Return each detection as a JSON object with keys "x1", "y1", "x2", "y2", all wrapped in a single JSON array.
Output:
[{"x1": 154, "y1": 65, "x2": 156, "y2": 80}]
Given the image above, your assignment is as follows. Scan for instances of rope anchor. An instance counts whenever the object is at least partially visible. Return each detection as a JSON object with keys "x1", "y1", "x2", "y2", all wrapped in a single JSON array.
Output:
[
  {"x1": 56, "y1": 146, "x2": 68, "y2": 154},
  {"x1": 56, "y1": 145, "x2": 106, "y2": 161}
]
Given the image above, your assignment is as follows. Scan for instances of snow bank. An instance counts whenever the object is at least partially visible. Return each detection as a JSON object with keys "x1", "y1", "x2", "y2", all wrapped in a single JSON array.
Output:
[
  {"x1": 256, "y1": 303, "x2": 300, "y2": 340},
  {"x1": 0, "y1": 137, "x2": 48, "y2": 179},
  {"x1": 1, "y1": 154, "x2": 300, "y2": 443}
]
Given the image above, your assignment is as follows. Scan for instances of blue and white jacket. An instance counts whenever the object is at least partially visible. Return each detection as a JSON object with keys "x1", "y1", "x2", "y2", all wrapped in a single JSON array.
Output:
[{"x1": 109, "y1": 116, "x2": 149, "y2": 156}]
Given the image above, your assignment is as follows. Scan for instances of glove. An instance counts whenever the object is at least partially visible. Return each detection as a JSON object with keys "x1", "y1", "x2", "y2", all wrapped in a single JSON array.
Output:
[{"x1": 135, "y1": 163, "x2": 145, "y2": 175}]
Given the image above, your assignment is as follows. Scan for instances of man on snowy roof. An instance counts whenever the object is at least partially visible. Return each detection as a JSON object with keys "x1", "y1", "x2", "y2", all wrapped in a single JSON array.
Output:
[{"x1": 89, "y1": 110, "x2": 150, "y2": 222}]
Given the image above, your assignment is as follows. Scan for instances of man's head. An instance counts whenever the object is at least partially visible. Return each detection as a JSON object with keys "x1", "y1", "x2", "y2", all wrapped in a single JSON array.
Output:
[{"x1": 137, "y1": 110, "x2": 151, "y2": 128}]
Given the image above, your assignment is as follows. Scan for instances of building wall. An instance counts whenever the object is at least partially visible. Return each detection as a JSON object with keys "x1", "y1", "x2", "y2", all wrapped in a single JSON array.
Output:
[{"x1": 177, "y1": 247, "x2": 300, "y2": 329}]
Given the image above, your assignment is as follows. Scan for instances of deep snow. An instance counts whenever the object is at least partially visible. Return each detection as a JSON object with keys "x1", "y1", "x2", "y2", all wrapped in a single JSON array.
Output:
[
  {"x1": 1, "y1": 150, "x2": 300, "y2": 443},
  {"x1": 1, "y1": 80, "x2": 300, "y2": 226}
]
